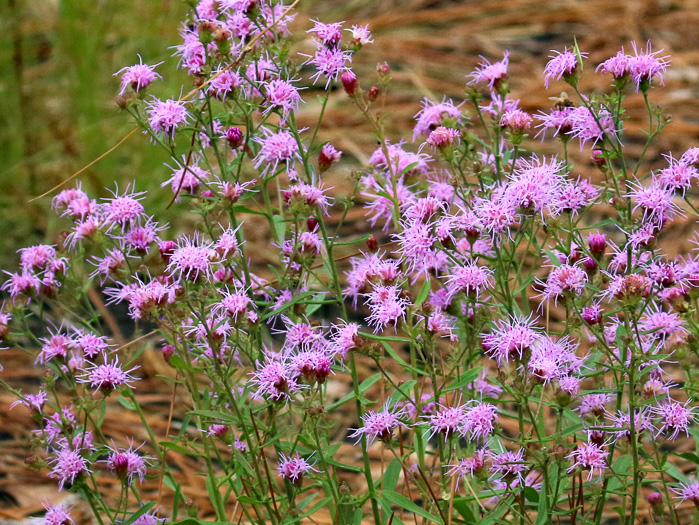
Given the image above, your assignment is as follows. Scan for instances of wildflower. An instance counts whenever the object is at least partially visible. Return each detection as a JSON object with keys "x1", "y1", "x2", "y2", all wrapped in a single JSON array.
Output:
[
  {"x1": 115, "y1": 56, "x2": 162, "y2": 94},
  {"x1": 34, "y1": 503, "x2": 74, "y2": 525},
  {"x1": 467, "y1": 51, "x2": 510, "y2": 91},
  {"x1": 608, "y1": 409, "x2": 654, "y2": 443},
  {"x1": 639, "y1": 308, "x2": 686, "y2": 341},
  {"x1": 348, "y1": 402, "x2": 405, "y2": 445},
  {"x1": 104, "y1": 442, "x2": 152, "y2": 484},
  {"x1": 672, "y1": 481, "x2": 699, "y2": 507},
  {"x1": 71, "y1": 330, "x2": 112, "y2": 359},
  {"x1": 307, "y1": 19, "x2": 344, "y2": 47},
  {"x1": 629, "y1": 41, "x2": 670, "y2": 91},
  {"x1": 146, "y1": 98, "x2": 190, "y2": 139},
  {"x1": 249, "y1": 356, "x2": 299, "y2": 401},
  {"x1": 253, "y1": 128, "x2": 300, "y2": 177},
  {"x1": 657, "y1": 157, "x2": 697, "y2": 194},
  {"x1": 544, "y1": 47, "x2": 586, "y2": 87},
  {"x1": 102, "y1": 184, "x2": 146, "y2": 230},
  {"x1": 500, "y1": 109, "x2": 532, "y2": 131},
  {"x1": 36, "y1": 330, "x2": 72, "y2": 365},
  {"x1": 166, "y1": 233, "x2": 217, "y2": 282},
  {"x1": 276, "y1": 453, "x2": 319, "y2": 484},
  {"x1": 629, "y1": 178, "x2": 681, "y2": 224},
  {"x1": 578, "y1": 393, "x2": 613, "y2": 417},
  {"x1": 538, "y1": 264, "x2": 588, "y2": 305},
  {"x1": 652, "y1": 400, "x2": 695, "y2": 440},
  {"x1": 444, "y1": 262, "x2": 494, "y2": 301},
  {"x1": 489, "y1": 449, "x2": 526, "y2": 483},
  {"x1": 263, "y1": 78, "x2": 303, "y2": 120},
  {"x1": 209, "y1": 67, "x2": 241, "y2": 100},
  {"x1": 304, "y1": 44, "x2": 352, "y2": 88},
  {"x1": 412, "y1": 97, "x2": 463, "y2": 141},
  {"x1": 425, "y1": 404, "x2": 468, "y2": 440},
  {"x1": 447, "y1": 450, "x2": 487, "y2": 484},
  {"x1": 48, "y1": 446, "x2": 90, "y2": 490},
  {"x1": 330, "y1": 322, "x2": 361, "y2": 359},
  {"x1": 79, "y1": 357, "x2": 140, "y2": 392},
  {"x1": 482, "y1": 315, "x2": 542, "y2": 364},
  {"x1": 463, "y1": 402, "x2": 499, "y2": 441},
  {"x1": 348, "y1": 24, "x2": 373, "y2": 46},
  {"x1": 596, "y1": 48, "x2": 631, "y2": 79},
  {"x1": 289, "y1": 349, "x2": 333, "y2": 384},
  {"x1": 581, "y1": 303, "x2": 603, "y2": 325},
  {"x1": 569, "y1": 106, "x2": 618, "y2": 151},
  {"x1": 567, "y1": 442, "x2": 608, "y2": 481},
  {"x1": 365, "y1": 284, "x2": 410, "y2": 333},
  {"x1": 10, "y1": 390, "x2": 48, "y2": 413}
]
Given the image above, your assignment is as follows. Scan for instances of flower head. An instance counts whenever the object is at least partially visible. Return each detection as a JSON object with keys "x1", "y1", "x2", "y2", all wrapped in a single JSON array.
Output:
[
  {"x1": 567, "y1": 442, "x2": 608, "y2": 481},
  {"x1": 146, "y1": 98, "x2": 190, "y2": 139},
  {"x1": 468, "y1": 51, "x2": 510, "y2": 91},
  {"x1": 544, "y1": 47, "x2": 586, "y2": 87},
  {"x1": 276, "y1": 453, "x2": 319, "y2": 484},
  {"x1": 115, "y1": 55, "x2": 162, "y2": 94},
  {"x1": 349, "y1": 402, "x2": 405, "y2": 445}
]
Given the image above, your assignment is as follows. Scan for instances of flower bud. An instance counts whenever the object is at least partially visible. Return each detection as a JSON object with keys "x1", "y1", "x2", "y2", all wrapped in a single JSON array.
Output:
[
  {"x1": 341, "y1": 71, "x2": 358, "y2": 96},
  {"x1": 159, "y1": 240, "x2": 176, "y2": 263},
  {"x1": 225, "y1": 127, "x2": 244, "y2": 149},
  {"x1": 306, "y1": 217, "x2": 318, "y2": 232},
  {"x1": 161, "y1": 344, "x2": 176, "y2": 364},
  {"x1": 368, "y1": 86, "x2": 379, "y2": 101},
  {"x1": 366, "y1": 235, "x2": 379, "y2": 252},
  {"x1": 588, "y1": 233, "x2": 607, "y2": 259},
  {"x1": 648, "y1": 492, "x2": 664, "y2": 515}
]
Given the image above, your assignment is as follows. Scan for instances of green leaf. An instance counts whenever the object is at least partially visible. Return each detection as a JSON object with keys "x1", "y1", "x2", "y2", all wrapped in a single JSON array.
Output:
[
  {"x1": 381, "y1": 342, "x2": 430, "y2": 377},
  {"x1": 415, "y1": 279, "x2": 431, "y2": 306},
  {"x1": 272, "y1": 214, "x2": 287, "y2": 240},
  {"x1": 159, "y1": 441, "x2": 204, "y2": 458},
  {"x1": 360, "y1": 332, "x2": 412, "y2": 343},
  {"x1": 298, "y1": 496, "x2": 332, "y2": 519},
  {"x1": 383, "y1": 458, "x2": 402, "y2": 493},
  {"x1": 664, "y1": 462, "x2": 689, "y2": 484},
  {"x1": 334, "y1": 233, "x2": 374, "y2": 246},
  {"x1": 232, "y1": 204, "x2": 266, "y2": 216},
  {"x1": 123, "y1": 502, "x2": 157, "y2": 525},
  {"x1": 117, "y1": 395, "x2": 136, "y2": 410},
  {"x1": 444, "y1": 366, "x2": 483, "y2": 393},
  {"x1": 381, "y1": 490, "x2": 442, "y2": 523}
]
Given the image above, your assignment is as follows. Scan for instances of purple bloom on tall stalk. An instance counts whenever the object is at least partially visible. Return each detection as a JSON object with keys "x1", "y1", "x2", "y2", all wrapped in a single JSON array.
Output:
[
  {"x1": 146, "y1": 98, "x2": 190, "y2": 139},
  {"x1": 349, "y1": 402, "x2": 406, "y2": 445},
  {"x1": 544, "y1": 47, "x2": 587, "y2": 87},
  {"x1": 115, "y1": 55, "x2": 162, "y2": 94},
  {"x1": 412, "y1": 97, "x2": 463, "y2": 141},
  {"x1": 567, "y1": 442, "x2": 608, "y2": 481},
  {"x1": 467, "y1": 51, "x2": 510, "y2": 91},
  {"x1": 629, "y1": 41, "x2": 670, "y2": 91},
  {"x1": 253, "y1": 128, "x2": 300, "y2": 177},
  {"x1": 34, "y1": 503, "x2": 74, "y2": 525},
  {"x1": 482, "y1": 315, "x2": 542, "y2": 365},
  {"x1": 276, "y1": 453, "x2": 319, "y2": 484}
]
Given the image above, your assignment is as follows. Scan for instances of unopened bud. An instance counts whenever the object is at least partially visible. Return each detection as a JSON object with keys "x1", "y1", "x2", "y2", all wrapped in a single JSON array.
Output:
[
  {"x1": 368, "y1": 86, "x2": 379, "y2": 101},
  {"x1": 341, "y1": 71, "x2": 358, "y2": 96},
  {"x1": 366, "y1": 235, "x2": 379, "y2": 252}
]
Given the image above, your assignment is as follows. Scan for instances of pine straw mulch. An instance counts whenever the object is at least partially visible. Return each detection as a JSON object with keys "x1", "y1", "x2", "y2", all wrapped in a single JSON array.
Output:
[{"x1": 3, "y1": 0, "x2": 699, "y2": 523}]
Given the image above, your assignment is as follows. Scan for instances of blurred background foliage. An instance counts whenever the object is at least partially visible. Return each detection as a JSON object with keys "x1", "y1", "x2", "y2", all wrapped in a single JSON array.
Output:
[{"x1": 0, "y1": 0, "x2": 191, "y2": 269}]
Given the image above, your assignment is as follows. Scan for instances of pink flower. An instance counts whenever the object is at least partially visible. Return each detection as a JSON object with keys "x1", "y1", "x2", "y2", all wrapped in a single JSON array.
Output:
[
  {"x1": 538, "y1": 264, "x2": 588, "y2": 305},
  {"x1": 482, "y1": 315, "x2": 542, "y2": 365},
  {"x1": 567, "y1": 442, "x2": 608, "y2": 481},
  {"x1": 303, "y1": 44, "x2": 352, "y2": 88},
  {"x1": 467, "y1": 51, "x2": 510, "y2": 91},
  {"x1": 657, "y1": 157, "x2": 698, "y2": 194},
  {"x1": 253, "y1": 128, "x2": 300, "y2": 177},
  {"x1": 447, "y1": 450, "x2": 486, "y2": 485},
  {"x1": 544, "y1": 47, "x2": 586, "y2": 87},
  {"x1": 330, "y1": 322, "x2": 361, "y2": 359},
  {"x1": 209, "y1": 67, "x2": 241, "y2": 100},
  {"x1": 35, "y1": 503, "x2": 74, "y2": 525},
  {"x1": 444, "y1": 262, "x2": 494, "y2": 301},
  {"x1": 425, "y1": 404, "x2": 468, "y2": 440},
  {"x1": 629, "y1": 178, "x2": 681, "y2": 224},
  {"x1": 463, "y1": 402, "x2": 499, "y2": 441},
  {"x1": 102, "y1": 184, "x2": 146, "y2": 230},
  {"x1": 347, "y1": 24, "x2": 373, "y2": 46},
  {"x1": 146, "y1": 98, "x2": 190, "y2": 139},
  {"x1": 276, "y1": 453, "x2": 319, "y2": 484},
  {"x1": 596, "y1": 48, "x2": 632, "y2": 79},
  {"x1": 167, "y1": 233, "x2": 217, "y2": 282},
  {"x1": 263, "y1": 78, "x2": 303, "y2": 120},
  {"x1": 672, "y1": 481, "x2": 699, "y2": 507},
  {"x1": 578, "y1": 393, "x2": 613, "y2": 417},
  {"x1": 489, "y1": 449, "x2": 526, "y2": 484},
  {"x1": 365, "y1": 284, "x2": 410, "y2": 333},
  {"x1": 500, "y1": 109, "x2": 532, "y2": 131},
  {"x1": 104, "y1": 442, "x2": 152, "y2": 484},
  {"x1": 249, "y1": 356, "x2": 300, "y2": 402},
  {"x1": 349, "y1": 402, "x2": 406, "y2": 445},
  {"x1": 307, "y1": 19, "x2": 344, "y2": 47},
  {"x1": 412, "y1": 97, "x2": 463, "y2": 141},
  {"x1": 652, "y1": 400, "x2": 695, "y2": 440},
  {"x1": 48, "y1": 446, "x2": 91, "y2": 490},
  {"x1": 426, "y1": 127, "x2": 460, "y2": 150},
  {"x1": 79, "y1": 356, "x2": 139, "y2": 392},
  {"x1": 629, "y1": 41, "x2": 670, "y2": 91},
  {"x1": 115, "y1": 56, "x2": 162, "y2": 94}
]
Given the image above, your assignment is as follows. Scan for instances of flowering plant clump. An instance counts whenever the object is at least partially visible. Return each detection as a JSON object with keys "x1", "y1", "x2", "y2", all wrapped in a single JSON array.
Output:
[{"x1": 3, "y1": 2, "x2": 699, "y2": 525}]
